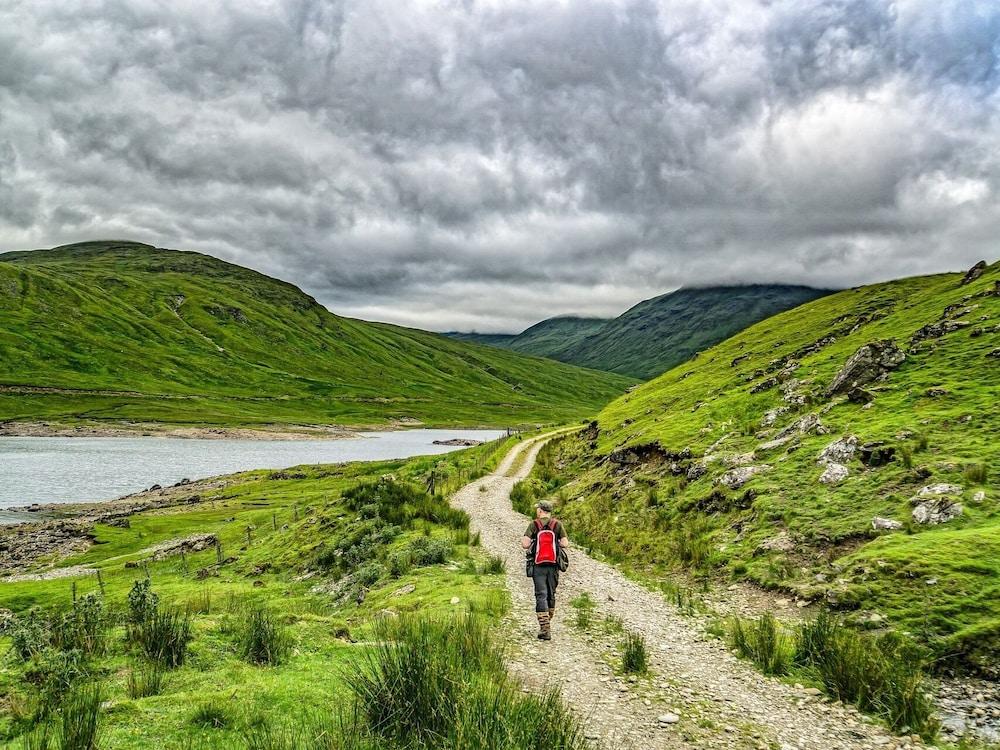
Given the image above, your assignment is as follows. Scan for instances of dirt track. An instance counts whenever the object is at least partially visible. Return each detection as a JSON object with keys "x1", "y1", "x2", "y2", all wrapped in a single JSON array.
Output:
[{"x1": 452, "y1": 434, "x2": 928, "y2": 750}]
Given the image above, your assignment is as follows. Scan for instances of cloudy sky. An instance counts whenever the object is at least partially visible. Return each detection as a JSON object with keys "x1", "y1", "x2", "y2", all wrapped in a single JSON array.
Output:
[{"x1": 1, "y1": 0, "x2": 998, "y2": 332}]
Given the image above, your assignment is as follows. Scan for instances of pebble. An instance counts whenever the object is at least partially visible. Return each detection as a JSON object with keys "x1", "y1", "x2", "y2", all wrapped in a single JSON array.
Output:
[{"x1": 658, "y1": 713, "x2": 680, "y2": 725}]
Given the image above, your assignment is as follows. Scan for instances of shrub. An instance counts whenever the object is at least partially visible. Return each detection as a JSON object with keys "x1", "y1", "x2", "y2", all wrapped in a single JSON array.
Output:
[
  {"x1": 58, "y1": 683, "x2": 102, "y2": 750},
  {"x1": 25, "y1": 649, "x2": 89, "y2": 717},
  {"x1": 899, "y1": 445, "x2": 913, "y2": 469},
  {"x1": 237, "y1": 608, "x2": 292, "y2": 666},
  {"x1": 387, "y1": 551, "x2": 412, "y2": 578},
  {"x1": 482, "y1": 554, "x2": 505, "y2": 575},
  {"x1": 963, "y1": 463, "x2": 988, "y2": 485},
  {"x1": 620, "y1": 632, "x2": 648, "y2": 674},
  {"x1": 190, "y1": 700, "x2": 231, "y2": 729},
  {"x1": 728, "y1": 614, "x2": 794, "y2": 676},
  {"x1": 50, "y1": 594, "x2": 109, "y2": 657},
  {"x1": 10, "y1": 609, "x2": 49, "y2": 661},
  {"x1": 127, "y1": 579, "x2": 159, "y2": 624},
  {"x1": 129, "y1": 607, "x2": 192, "y2": 667},
  {"x1": 407, "y1": 536, "x2": 452, "y2": 566},
  {"x1": 127, "y1": 661, "x2": 164, "y2": 698}
]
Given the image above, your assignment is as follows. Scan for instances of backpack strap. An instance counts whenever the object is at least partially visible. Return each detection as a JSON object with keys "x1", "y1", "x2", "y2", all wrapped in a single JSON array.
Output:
[{"x1": 533, "y1": 519, "x2": 543, "y2": 533}]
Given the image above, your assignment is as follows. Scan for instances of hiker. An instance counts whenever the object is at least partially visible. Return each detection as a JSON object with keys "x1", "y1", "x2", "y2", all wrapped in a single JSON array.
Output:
[{"x1": 521, "y1": 500, "x2": 569, "y2": 641}]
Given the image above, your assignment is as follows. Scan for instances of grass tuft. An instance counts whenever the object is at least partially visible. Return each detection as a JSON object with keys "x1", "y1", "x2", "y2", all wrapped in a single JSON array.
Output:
[
  {"x1": 620, "y1": 631, "x2": 648, "y2": 674},
  {"x1": 482, "y1": 554, "x2": 505, "y2": 575},
  {"x1": 190, "y1": 700, "x2": 232, "y2": 729},
  {"x1": 237, "y1": 608, "x2": 292, "y2": 666},
  {"x1": 58, "y1": 683, "x2": 102, "y2": 750},
  {"x1": 128, "y1": 606, "x2": 192, "y2": 668},
  {"x1": 728, "y1": 613, "x2": 794, "y2": 676},
  {"x1": 126, "y1": 661, "x2": 165, "y2": 698}
]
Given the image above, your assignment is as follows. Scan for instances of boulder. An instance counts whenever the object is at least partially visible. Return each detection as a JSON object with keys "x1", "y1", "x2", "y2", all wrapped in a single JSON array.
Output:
[
  {"x1": 961, "y1": 260, "x2": 987, "y2": 285},
  {"x1": 756, "y1": 531, "x2": 794, "y2": 554},
  {"x1": 827, "y1": 340, "x2": 906, "y2": 395},
  {"x1": 775, "y1": 412, "x2": 826, "y2": 439},
  {"x1": 917, "y1": 483, "x2": 963, "y2": 497},
  {"x1": 912, "y1": 499, "x2": 963, "y2": 525},
  {"x1": 717, "y1": 465, "x2": 767, "y2": 489},
  {"x1": 819, "y1": 463, "x2": 849, "y2": 485},
  {"x1": 817, "y1": 436, "x2": 858, "y2": 465},
  {"x1": 686, "y1": 463, "x2": 707, "y2": 481},
  {"x1": 847, "y1": 387, "x2": 874, "y2": 404},
  {"x1": 910, "y1": 319, "x2": 971, "y2": 345},
  {"x1": 871, "y1": 516, "x2": 903, "y2": 531}
]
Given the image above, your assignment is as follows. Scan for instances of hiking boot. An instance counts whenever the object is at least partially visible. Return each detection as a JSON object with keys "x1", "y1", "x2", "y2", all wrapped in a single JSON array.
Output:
[{"x1": 536, "y1": 612, "x2": 551, "y2": 640}]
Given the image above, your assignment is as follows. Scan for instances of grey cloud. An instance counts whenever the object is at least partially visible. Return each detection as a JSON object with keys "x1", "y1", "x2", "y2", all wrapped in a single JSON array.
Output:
[{"x1": 0, "y1": 0, "x2": 998, "y2": 332}]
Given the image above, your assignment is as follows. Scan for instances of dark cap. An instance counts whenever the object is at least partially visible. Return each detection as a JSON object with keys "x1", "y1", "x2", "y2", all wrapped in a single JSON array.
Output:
[{"x1": 535, "y1": 500, "x2": 553, "y2": 512}]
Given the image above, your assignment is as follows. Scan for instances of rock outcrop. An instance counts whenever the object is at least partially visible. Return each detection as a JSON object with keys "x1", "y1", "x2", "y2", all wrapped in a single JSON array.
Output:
[
  {"x1": 910, "y1": 483, "x2": 964, "y2": 525},
  {"x1": 819, "y1": 463, "x2": 849, "y2": 485},
  {"x1": 826, "y1": 340, "x2": 906, "y2": 395},
  {"x1": 817, "y1": 436, "x2": 858, "y2": 465},
  {"x1": 961, "y1": 260, "x2": 987, "y2": 285},
  {"x1": 871, "y1": 516, "x2": 903, "y2": 531}
]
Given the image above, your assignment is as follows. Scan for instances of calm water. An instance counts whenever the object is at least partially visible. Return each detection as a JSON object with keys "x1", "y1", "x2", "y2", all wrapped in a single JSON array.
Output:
[{"x1": 0, "y1": 429, "x2": 503, "y2": 516}]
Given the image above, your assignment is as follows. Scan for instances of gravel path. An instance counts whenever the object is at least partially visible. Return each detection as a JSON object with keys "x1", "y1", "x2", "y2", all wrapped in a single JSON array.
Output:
[{"x1": 452, "y1": 434, "x2": 932, "y2": 750}]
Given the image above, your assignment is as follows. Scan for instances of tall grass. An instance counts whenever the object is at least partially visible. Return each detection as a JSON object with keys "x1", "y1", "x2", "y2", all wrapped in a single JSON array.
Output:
[
  {"x1": 729, "y1": 611, "x2": 937, "y2": 738},
  {"x1": 620, "y1": 631, "x2": 648, "y2": 674},
  {"x1": 58, "y1": 683, "x2": 102, "y2": 750},
  {"x1": 963, "y1": 463, "x2": 988, "y2": 485},
  {"x1": 728, "y1": 613, "x2": 794, "y2": 676},
  {"x1": 238, "y1": 608, "x2": 292, "y2": 666},
  {"x1": 127, "y1": 661, "x2": 165, "y2": 698},
  {"x1": 345, "y1": 614, "x2": 589, "y2": 750},
  {"x1": 128, "y1": 606, "x2": 192, "y2": 667},
  {"x1": 482, "y1": 554, "x2": 505, "y2": 575}
]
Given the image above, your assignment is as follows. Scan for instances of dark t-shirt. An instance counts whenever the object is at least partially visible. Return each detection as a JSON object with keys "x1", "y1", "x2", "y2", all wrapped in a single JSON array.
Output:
[{"x1": 524, "y1": 517, "x2": 568, "y2": 541}]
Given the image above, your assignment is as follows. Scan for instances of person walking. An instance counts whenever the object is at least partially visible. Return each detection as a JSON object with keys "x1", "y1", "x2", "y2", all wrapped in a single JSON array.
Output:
[{"x1": 521, "y1": 500, "x2": 569, "y2": 641}]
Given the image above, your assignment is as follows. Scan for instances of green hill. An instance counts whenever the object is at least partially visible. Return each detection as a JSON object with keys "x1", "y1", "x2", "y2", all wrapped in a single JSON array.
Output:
[
  {"x1": 514, "y1": 261, "x2": 1000, "y2": 673},
  {"x1": 448, "y1": 286, "x2": 831, "y2": 380},
  {"x1": 0, "y1": 241, "x2": 633, "y2": 428}
]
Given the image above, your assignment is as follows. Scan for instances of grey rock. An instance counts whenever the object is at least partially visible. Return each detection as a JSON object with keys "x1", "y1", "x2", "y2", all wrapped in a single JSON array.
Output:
[
  {"x1": 912, "y1": 498, "x2": 963, "y2": 525},
  {"x1": 961, "y1": 260, "x2": 987, "y2": 285},
  {"x1": 871, "y1": 516, "x2": 903, "y2": 531},
  {"x1": 819, "y1": 463, "x2": 849, "y2": 485},
  {"x1": 918, "y1": 483, "x2": 964, "y2": 497},
  {"x1": 756, "y1": 531, "x2": 795, "y2": 554},
  {"x1": 827, "y1": 340, "x2": 906, "y2": 395},
  {"x1": 717, "y1": 465, "x2": 767, "y2": 489},
  {"x1": 817, "y1": 436, "x2": 858, "y2": 465}
]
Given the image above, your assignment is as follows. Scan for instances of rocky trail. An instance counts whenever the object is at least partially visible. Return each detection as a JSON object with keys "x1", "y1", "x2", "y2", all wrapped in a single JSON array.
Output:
[{"x1": 452, "y1": 434, "x2": 931, "y2": 750}]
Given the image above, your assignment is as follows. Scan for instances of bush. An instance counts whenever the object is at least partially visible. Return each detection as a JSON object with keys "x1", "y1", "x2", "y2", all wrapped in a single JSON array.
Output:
[
  {"x1": 10, "y1": 609, "x2": 49, "y2": 661},
  {"x1": 127, "y1": 661, "x2": 164, "y2": 698},
  {"x1": 620, "y1": 631, "x2": 648, "y2": 674},
  {"x1": 237, "y1": 608, "x2": 292, "y2": 666},
  {"x1": 58, "y1": 683, "x2": 102, "y2": 750},
  {"x1": 25, "y1": 649, "x2": 89, "y2": 717},
  {"x1": 482, "y1": 554, "x2": 505, "y2": 575},
  {"x1": 128, "y1": 607, "x2": 191, "y2": 667},
  {"x1": 407, "y1": 536, "x2": 452, "y2": 566},
  {"x1": 50, "y1": 594, "x2": 109, "y2": 657},
  {"x1": 127, "y1": 579, "x2": 159, "y2": 624},
  {"x1": 728, "y1": 614, "x2": 794, "y2": 676}
]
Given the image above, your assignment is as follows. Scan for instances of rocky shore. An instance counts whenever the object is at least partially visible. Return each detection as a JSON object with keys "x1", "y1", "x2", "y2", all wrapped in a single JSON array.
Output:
[{"x1": 0, "y1": 420, "x2": 358, "y2": 440}]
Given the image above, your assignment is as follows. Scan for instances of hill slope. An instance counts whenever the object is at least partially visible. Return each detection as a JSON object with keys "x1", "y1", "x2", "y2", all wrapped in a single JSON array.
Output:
[
  {"x1": 0, "y1": 241, "x2": 633, "y2": 428},
  {"x1": 516, "y1": 261, "x2": 1000, "y2": 673},
  {"x1": 448, "y1": 286, "x2": 831, "y2": 380}
]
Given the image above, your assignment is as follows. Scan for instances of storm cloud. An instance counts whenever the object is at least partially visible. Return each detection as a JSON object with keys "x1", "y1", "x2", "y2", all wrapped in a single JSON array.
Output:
[{"x1": 0, "y1": 0, "x2": 997, "y2": 332}]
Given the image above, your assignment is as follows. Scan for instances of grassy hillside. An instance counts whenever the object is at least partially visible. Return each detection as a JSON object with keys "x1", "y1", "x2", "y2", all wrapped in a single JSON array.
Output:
[
  {"x1": 448, "y1": 286, "x2": 830, "y2": 380},
  {"x1": 0, "y1": 241, "x2": 633, "y2": 428},
  {"x1": 513, "y1": 262, "x2": 1000, "y2": 673},
  {"x1": 0, "y1": 437, "x2": 591, "y2": 748}
]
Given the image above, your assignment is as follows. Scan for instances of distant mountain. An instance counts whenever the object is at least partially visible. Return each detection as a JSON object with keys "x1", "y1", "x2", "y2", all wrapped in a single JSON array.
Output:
[
  {"x1": 0, "y1": 241, "x2": 634, "y2": 428},
  {"x1": 447, "y1": 316, "x2": 608, "y2": 360},
  {"x1": 448, "y1": 286, "x2": 832, "y2": 380}
]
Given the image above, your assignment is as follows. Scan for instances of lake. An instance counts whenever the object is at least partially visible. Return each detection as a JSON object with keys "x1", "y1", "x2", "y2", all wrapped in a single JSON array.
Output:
[{"x1": 0, "y1": 429, "x2": 503, "y2": 517}]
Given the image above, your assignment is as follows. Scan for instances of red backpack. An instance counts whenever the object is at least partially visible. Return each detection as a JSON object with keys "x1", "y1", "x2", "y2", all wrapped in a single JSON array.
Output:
[{"x1": 533, "y1": 518, "x2": 560, "y2": 565}]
